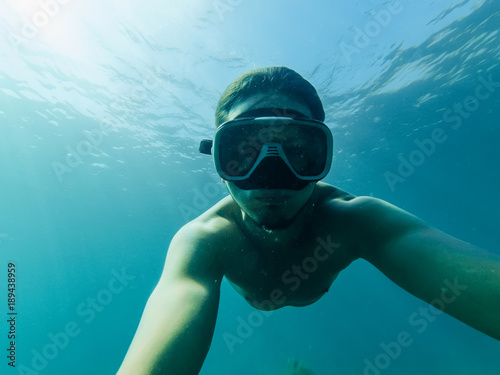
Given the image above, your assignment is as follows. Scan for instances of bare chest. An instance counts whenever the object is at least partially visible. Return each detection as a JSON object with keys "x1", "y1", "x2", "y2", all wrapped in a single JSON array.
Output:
[{"x1": 224, "y1": 234, "x2": 350, "y2": 310}]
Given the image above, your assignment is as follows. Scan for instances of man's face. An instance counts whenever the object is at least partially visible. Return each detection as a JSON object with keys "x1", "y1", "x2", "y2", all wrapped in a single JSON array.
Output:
[{"x1": 223, "y1": 93, "x2": 317, "y2": 229}]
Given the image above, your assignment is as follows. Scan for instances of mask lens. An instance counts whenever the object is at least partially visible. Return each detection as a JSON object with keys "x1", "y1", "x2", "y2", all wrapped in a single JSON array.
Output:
[
  {"x1": 218, "y1": 124, "x2": 263, "y2": 177},
  {"x1": 215, "y1": 118, "x2": 331, "y2": 180},
  {"x1": 281, "y1": 125, "x2": 327, "y2": 176}
]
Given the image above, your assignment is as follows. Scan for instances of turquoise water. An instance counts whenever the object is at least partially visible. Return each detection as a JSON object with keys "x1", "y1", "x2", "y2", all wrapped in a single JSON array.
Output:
[{"x1": 1, "y1": 0, "x2": 499, "y2": 374}]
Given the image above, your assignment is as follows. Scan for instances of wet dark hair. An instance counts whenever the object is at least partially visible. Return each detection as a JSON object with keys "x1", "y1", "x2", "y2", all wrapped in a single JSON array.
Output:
[{"x1": 215, "y1": 66, "x2": 325, "y2": 126}]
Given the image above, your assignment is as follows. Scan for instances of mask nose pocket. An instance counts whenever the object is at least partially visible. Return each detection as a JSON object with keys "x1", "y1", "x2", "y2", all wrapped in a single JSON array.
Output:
[{"x1": 233, "y1": 157, "x2": 309, "y2": 190}]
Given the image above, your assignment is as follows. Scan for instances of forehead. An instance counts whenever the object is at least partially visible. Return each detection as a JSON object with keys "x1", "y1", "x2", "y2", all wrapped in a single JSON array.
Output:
[{"x1": 227, "y1": 93, "x2": 313, "y2": 121}]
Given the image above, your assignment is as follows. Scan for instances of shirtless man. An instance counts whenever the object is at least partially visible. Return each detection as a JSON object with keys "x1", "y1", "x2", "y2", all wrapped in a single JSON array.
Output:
[{"x1": 117, "y1": 67, "x2": 500, "y2": 375}]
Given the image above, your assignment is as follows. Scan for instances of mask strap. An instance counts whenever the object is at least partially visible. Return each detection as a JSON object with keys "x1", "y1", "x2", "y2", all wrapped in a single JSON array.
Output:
[{"x1": 235, "y1": 108, "x2": 309, "y2": 120}]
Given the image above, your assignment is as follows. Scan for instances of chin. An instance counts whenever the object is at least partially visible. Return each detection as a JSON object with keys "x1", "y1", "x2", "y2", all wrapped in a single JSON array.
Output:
[
  {"x1": 250, "y1": 205, "x2": 299, "y2": 229},
  {"x1": 227, "y1": 181, "x2": 316, "y2": 226}
]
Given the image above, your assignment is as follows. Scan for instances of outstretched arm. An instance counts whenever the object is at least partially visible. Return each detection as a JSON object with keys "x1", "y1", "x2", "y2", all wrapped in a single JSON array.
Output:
[
  {"x1": 354, "y1": 197, "x2": 500, "y2": 340},
  {"x1": 117, "y1": 223, "x2": 224, "y2": 375}
]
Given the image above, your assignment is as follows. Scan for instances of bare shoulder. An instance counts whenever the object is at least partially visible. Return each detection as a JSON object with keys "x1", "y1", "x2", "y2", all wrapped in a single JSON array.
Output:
[
  {"x1": 313, "y1": 182, "x2": 357, "y2": 203},
  {"x1": 162, "y1": 197, "x2": 238, "y2": 283},
  {"x1": 316, "y1": 183, "x2": 421, "y2": 225},
  {"x1": 333, "y1": 194, "x2": 424, "y2": 230},
  {"x1": 314, "y1": 184, "x2": 428, "y2": 257}
]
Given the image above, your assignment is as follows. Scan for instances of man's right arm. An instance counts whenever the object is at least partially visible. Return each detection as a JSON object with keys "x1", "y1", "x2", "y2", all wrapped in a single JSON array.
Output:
[{"x1": 117, "y1": 222, "x2": 224, "y2": 375}]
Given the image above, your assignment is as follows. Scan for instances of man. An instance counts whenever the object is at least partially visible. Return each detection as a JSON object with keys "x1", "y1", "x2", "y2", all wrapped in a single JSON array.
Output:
[{"x1": 117, "y1": 67, "x2": 500, "y2": 375}]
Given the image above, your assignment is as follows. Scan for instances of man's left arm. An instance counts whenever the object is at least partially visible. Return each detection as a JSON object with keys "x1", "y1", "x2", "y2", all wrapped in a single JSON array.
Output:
[{"x1": 354, "y1": 197, "x2": 500, "y2": 340}]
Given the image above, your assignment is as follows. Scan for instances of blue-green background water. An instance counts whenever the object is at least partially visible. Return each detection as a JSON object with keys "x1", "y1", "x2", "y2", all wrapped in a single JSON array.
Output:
[{"x1": 1, "y1": 0, "x2": 499, "y2": 374}]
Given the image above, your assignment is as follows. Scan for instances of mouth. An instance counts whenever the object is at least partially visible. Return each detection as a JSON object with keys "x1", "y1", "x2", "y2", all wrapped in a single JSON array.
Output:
[{"x1": 254, "y1": 194, "x2": 291, "y2": 204}]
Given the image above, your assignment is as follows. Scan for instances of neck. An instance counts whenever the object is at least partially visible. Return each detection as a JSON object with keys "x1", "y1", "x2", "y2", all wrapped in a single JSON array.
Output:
[{"x1": 240, "y1": 197, "x2": 315, "y2": 246}]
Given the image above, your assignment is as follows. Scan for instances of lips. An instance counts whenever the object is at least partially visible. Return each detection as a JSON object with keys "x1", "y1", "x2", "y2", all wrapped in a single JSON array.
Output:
[{"x1": 254, "y1": 195, "x2": 291, "y2": 204}]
